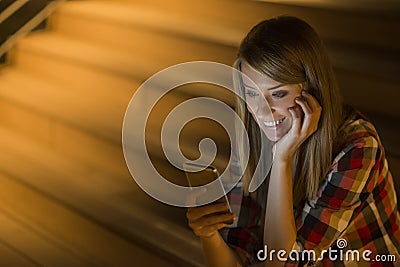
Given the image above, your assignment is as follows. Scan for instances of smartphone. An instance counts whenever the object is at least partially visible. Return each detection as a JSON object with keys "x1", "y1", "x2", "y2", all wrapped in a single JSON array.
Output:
[{"x1": 183, "y1": 162, "x2": 233, "y2": 224}]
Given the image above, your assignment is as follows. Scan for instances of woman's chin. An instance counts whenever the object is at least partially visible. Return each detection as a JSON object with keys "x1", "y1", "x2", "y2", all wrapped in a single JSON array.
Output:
[
  {"x1": 262, "y1": 129, "x2": 280, "y2": 142},
  {"x1": 267, "y1": 136, "x2": 281, "y2": 142},
  {"x1": 262, "y1": 126, "x2": 289, "y2": 142}
]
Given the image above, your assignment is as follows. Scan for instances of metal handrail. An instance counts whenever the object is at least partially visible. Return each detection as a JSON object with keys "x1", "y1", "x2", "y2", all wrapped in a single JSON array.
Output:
[
  {"x1": 0, "y1": 0, "x2": 64, "y2": 58},
  {"x1": 0, "y1": 0, "x2": 28, "y2": 24}
]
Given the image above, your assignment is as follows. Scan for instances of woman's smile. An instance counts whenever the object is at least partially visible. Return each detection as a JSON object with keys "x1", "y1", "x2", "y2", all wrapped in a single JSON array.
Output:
[
  {"x1": 257, "y1": 114, "x2": 292, "y2": 141},
  {"x1": 263, "y1": 116, "x2": 286, "y2": 128}
]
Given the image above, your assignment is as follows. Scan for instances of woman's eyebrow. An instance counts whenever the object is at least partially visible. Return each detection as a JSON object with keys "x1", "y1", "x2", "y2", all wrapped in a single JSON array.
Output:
[
  {"x1": 242, "y1": 84, "x2": 257, "y2": 90},
  {"x1": 243, "y1": 83, "x2": 285, "y2": 90},
  {"x1": 267, "y1": 84, "x2": 285, "y2": 90}
]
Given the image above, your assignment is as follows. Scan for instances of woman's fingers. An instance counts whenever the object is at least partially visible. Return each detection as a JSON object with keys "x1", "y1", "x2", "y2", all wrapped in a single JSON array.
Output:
[
  {"x1": 295, "y1": 93, "x2": 321, "y2": 135},
  {"x1": 189, "y1": 212, "x2": 235, "y2": 230},
  {"x1": 193, "y1": 223, "x2": 229, "y2": 238},
  {"x1": 302, "y1": 90, "x2": 321, "y2": 113},
  {"x1": 295, "y1": 97, "x2": 313, "y2": 133},
  {"x1": 187, "y1": 207, "x2": 235, "y2": 238},
  {"x1": 274, "y1": 91, "x2": 322, "y2": 160},
  {"x1": 295, "y1": 97, "x2": 312, "y2": 116},
  {"x1": 288, "y1": 106, "x2": 301, "y2": 136},
  {"x1": 187, "y1": 202, "x2": 230, "y2": 221},
  {"x1": 186, "y1": 196, "x2": 234, "y2": 238}
]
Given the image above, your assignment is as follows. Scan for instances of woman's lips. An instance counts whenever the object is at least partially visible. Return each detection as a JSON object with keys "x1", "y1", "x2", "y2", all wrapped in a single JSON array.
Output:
[{"x1": 263, "y1": 117, "x2": 286, "y2": 128}]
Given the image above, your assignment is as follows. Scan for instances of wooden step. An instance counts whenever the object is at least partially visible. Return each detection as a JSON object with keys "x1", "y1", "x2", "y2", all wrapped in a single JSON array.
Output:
[
  {"x1": 50, "y1": 1, "x2": 244, "y2": 48},
  {"x1": 36, "y1": 1, "x2": 400, "y2": 120},
  {"x1": 50, "y1": 1, "x2": 400, "y2": 80},
  {"x1": 0, "y1": 240, "x2": 38, "y2": 267},
  {"x1": 0, "y1": 125, "x2": 205, "y2": 266},
  {"x1": 254, "y1": 0, "x2": 400, "y2": 12},
  {"x1": 13, "y1": 15, "x2": 400, "y2": 120},
  {"x1": 14, "y1": 36, "x2": 235, "y2": 107},
  {"x1": 0, "y1": 66, "x2": 229, "y2": 183},
  {"x1": 14, "y1": 31, "x2": 161, "y2": 81},
  {"x1": 8, "y1": 23, "x2": 399, "y2": 159},
  {"x1": 0, "y1": 98, "x2": 128, "y2": 178},
  {"x1": 13, "y1": 31, "x2": 236, "y2": 104},
  {"x1": 0, "y1": 66, "x2": 231, "y2": 168},
  {"x1": 0, "y1": 207, "x2": 90, "y2": 267},
  {"x1": 0, "y1": 172, "x2": 177, "y2": 267},
  {"x1": 0, "y1": 67, "x2": 122, "y2": 141},
  {"x1": 13, "y1": 32, "x2": 400, "y2": 123},
  {"x1": 7, "y1": 38, "x2": 399, "y2": 164},
  {"x1": 93, "y1": 0, "x2": 400, "y2": 51}
]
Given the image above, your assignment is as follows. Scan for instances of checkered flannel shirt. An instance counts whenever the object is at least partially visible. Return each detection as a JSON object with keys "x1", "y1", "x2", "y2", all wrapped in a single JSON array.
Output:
[{"x1": 219, "y1": 116, "x2": 400, "y2": 266}]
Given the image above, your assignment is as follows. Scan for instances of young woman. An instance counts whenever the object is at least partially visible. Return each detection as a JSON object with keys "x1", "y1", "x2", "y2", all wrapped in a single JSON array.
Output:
[{"x1": 186, "y1": 16, "x2": 400, "y2": 266}]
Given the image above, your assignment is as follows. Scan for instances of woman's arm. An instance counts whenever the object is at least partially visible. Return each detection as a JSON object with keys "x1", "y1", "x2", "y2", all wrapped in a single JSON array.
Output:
[
  {"x1": 200, "y1": 231, "x2": 243, "y2": 267},
  {"x1": 264, "y1": 158, "x2": 297, "y2": 266},
  {"x1": 264, "y1": 91, "x2": 322, "y2": 266},
  {"x1": 186, "y1": 200, "x2": 241, "y2": 267}
]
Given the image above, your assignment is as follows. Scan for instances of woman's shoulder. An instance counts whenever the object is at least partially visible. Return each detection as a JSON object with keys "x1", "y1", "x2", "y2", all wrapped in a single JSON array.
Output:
[
  {"x1": 335, "y1": 107, "x2": 381, "y2": 153},
  {"x1": 330, "y1": 107, "x2": 386, "y2": 171}
]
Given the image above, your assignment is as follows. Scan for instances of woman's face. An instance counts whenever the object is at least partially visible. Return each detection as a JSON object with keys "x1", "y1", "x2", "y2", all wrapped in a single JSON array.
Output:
[{"x1": 241, "y1": 61, "x2": 303, "y2": 142}]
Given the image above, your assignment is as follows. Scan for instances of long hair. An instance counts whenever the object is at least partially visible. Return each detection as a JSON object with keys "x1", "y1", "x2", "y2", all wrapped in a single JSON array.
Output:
[{"x1": 235, "y1": 16, "x2": 343, "y2": 206}]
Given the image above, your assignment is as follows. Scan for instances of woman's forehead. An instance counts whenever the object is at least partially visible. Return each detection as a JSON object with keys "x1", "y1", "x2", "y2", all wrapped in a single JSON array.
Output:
[{"x1": 241, "y1": 62, "x2": 283, "y2": 90}]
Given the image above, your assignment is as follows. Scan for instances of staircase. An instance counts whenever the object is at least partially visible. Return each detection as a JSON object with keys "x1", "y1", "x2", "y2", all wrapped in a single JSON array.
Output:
[{"x1": 0, "y1": 0, "x2": 399, "y2": 266}]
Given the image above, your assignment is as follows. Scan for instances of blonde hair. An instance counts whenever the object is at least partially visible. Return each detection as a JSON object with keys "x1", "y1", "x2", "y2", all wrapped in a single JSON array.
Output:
[{"x1": 235, "y1": 16, "x2": 343, "y2": 206}]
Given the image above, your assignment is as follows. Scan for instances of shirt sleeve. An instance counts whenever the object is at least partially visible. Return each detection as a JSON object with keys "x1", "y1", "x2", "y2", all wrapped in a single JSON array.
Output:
[
  {"x1": 219, "y1": 185, "x2": 264, "y2": 266},
  {"x1": 287, "y1": 135, "x2": 381, "y2": 266}
]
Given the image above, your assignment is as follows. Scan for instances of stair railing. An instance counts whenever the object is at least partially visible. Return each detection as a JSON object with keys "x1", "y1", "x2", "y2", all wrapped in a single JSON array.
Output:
[{"x1": 0, "y1": 0, "x2": 64, "y2": 63}]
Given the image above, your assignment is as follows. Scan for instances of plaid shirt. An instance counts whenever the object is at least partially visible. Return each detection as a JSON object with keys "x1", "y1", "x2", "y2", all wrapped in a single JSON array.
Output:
[{"x1": 220, "y1": 116, "x2": 400, "y2": 266}]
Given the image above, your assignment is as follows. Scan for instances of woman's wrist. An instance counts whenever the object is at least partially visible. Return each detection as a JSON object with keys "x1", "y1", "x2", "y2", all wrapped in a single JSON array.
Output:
[
  {"x1": 274, "y1": 152, "x2": 294, "y2": 164},
  {"x1": 200, "y1": 231, "x2": 242, "y2": 266},
  {"x1": 200, "y1": 231, "x2": 220, "y2": 242},
  {"x1": 273, "y1": 143, "x2": 296, "y2": 163}
]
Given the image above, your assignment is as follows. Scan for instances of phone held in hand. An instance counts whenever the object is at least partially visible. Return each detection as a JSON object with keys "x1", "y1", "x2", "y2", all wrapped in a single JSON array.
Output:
[{"x1": 183, "y1": 162, "x2": 233, "y2": 224}]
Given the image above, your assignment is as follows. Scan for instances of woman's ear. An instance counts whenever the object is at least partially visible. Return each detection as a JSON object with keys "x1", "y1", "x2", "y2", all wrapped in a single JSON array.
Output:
[{"x1": 300, "y1": 82, "x2": 308, "y2": 91}]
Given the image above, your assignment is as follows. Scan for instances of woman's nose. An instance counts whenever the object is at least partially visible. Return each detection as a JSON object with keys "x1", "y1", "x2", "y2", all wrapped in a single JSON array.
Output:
[
  {"x1": 255, "y1": 106, "x2": 273, "y2": 120},
  {"x1": 258, "y1": 98, "x2": 275, "y2": 113}
]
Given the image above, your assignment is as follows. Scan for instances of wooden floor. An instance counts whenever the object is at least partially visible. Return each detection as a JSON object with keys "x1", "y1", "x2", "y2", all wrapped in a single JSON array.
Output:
[{"x1": 0, "y1": 0, "x2": 399, "y2": 266}]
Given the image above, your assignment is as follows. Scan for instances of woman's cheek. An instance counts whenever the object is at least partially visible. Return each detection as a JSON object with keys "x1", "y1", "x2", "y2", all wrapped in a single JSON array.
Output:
[
  {"x1": 287, "y1": 93, "x2": 302, "y2": 109},
  {"x1": 277, "y1": 97, "x2": 298, "y2": 111}
]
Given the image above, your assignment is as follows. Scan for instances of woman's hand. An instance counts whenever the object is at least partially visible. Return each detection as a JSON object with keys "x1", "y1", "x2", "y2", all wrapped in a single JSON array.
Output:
[
  {"x1": 187, "y1": 198, "x2": 242, "y2": 267},
  {"x1": 187, "y1": 198, "x2": 235, "y2": 238},
  {"x1": 274, "y1": 90, "x2": 322, "y2": 162}
]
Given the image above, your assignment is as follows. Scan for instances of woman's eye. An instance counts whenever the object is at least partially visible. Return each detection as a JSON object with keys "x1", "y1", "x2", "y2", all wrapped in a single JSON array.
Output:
[
  {"x1": 271, "y1": 92, "x2": 286, "y2": 99},
  {"x1": 245, "y1": 91, "x2": 259, "y2": 97}
]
